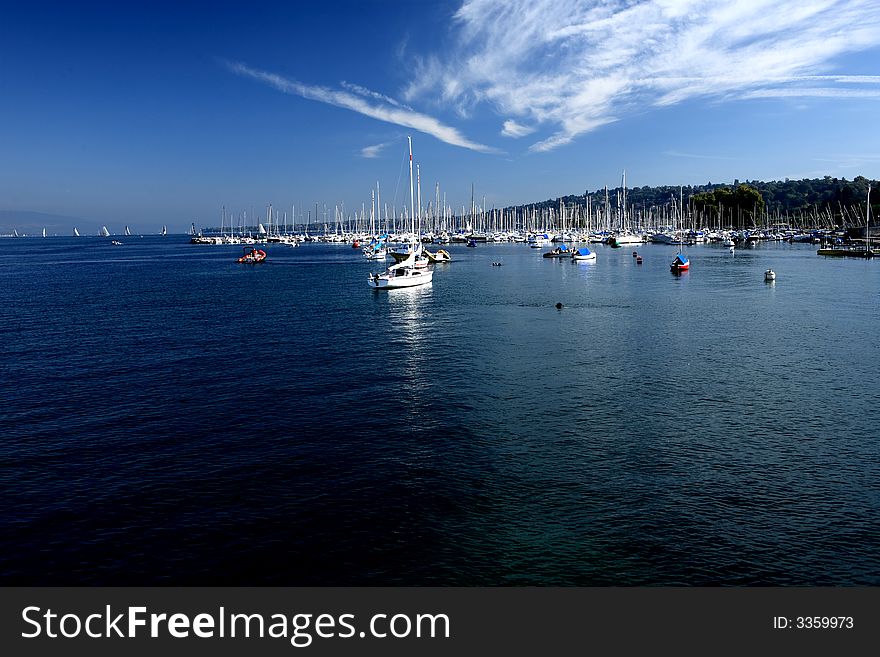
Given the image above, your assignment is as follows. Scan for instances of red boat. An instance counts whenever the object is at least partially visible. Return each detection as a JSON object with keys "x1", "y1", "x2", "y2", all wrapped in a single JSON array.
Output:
[
  {"x1": 670, "y1": 253, "x2": 689, "y2": 272},
  {"x1": 238, "y1": 247, "x2": 267, "y2": 264}
]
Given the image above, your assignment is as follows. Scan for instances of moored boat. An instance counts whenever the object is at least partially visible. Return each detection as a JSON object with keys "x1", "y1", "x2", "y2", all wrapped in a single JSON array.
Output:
[
  {"x1": 670, "y1": 253, "x2": 689, "y2": 272},
  {"x1": 363, "y1": 244, "x2": 387, "y2": 260},
  {"x1": 424, "y1": 248, "x2": 451, "y2": 263},
  {"x1": 368, "y1": 246, "x2": 433, "y2": 289},
  {"x1": 543, "y1": 244, "x2": 570, "y2": 258},
  {"x1": 571, "y1": 246, "x2": 596, "y2": 261},
  {"x1": 369, "y1": 136, "x2": 434, "y2": 290},
  {"x1": 238, "y1": 247, "x2": 267, "y2": 263},
  {"x1": 819, "y1": 188, "x2": 874, "y2": 258},
  {"x1": 816, "y1": 246, "x2": 875, "y2": 258}
]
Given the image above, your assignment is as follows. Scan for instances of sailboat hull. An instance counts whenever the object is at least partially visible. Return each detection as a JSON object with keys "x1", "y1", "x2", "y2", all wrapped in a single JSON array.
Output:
[{"x1": 368, "y1": 269, "x2": 433, "y2": 289}]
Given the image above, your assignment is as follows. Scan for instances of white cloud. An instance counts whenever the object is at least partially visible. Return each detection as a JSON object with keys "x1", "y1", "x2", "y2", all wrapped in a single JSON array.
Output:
[
  {"x1": 740, "y1": 88, "x2": 880, "y2": 100},
  {"x1": 360, "y1": 142, "x2": 388, "y2": 158},
  {"x1": 341, "y1": 82, "x2": 414, "y2": 111},
  {"x1": 500, "y1": 120, "x2": 534, "y2": 138},
  {"x1": 226, "y1": 61, "x2": 498, "y2": 154},
  {"x1": 409, "y1": 0, "x2": 880, "y2": 152}
]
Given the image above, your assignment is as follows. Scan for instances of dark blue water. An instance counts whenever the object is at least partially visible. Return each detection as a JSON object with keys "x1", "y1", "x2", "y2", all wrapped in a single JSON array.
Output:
[{"x1": 1, "y1": 236, "x2": 878, "y2": 585}]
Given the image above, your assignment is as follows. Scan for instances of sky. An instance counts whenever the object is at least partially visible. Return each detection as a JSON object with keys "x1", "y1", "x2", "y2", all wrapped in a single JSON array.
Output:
[{"x1": 2, "y1": 0, "x2": 880, "y2": 233}]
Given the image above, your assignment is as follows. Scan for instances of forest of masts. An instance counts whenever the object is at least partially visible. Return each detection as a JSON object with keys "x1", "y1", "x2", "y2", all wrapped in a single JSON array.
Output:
[{"x1": 207, "y1": 184, "x2": 874, "y2": 238}]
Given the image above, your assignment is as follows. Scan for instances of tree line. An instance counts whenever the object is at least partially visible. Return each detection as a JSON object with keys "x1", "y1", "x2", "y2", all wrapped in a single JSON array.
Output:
[{"x1": 520, "y1": 175, "x2": 877, "y2": 229}]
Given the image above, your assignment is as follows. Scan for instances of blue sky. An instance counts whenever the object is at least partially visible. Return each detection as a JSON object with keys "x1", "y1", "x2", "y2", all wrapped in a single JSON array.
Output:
[{"x1": 2, "y1": 0, "x2": 880, "y2": 232}]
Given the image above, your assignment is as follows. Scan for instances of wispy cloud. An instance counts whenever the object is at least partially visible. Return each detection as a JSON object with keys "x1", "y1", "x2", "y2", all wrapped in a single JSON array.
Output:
[
  {"x1": 361, "y1": 142, "x2": 390, "y2": 158},
  {"x1": 341, "y1": 82, "x2": 414, "y2": 111},
  {"x1": 812, "y1": 154, "x2": 880, "y2": 169},
  {"x1": 225, "y1": 61, "x2": 497, "y2": 153},
  {"x1": 740, "y1": 87, "x2": 880, "y2": 100},
  {"x1": 407, "y1": 0, "x2": 880, "y2": 152},
  {"x1": 500, "y1": 119, "x2": 535, "y2": 138}
]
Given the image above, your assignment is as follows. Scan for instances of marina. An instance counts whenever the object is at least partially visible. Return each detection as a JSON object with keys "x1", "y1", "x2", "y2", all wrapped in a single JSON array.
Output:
[
  {"x1": 1, "y1": 235, "x2": 877, "y2": 585},
  {"x1": 5, "y1": 3, "x2": 880, "y2": 648}
]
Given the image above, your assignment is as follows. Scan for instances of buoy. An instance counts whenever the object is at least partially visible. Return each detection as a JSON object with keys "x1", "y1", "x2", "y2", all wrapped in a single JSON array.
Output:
[
  {"x1": 636, "y1": 256, "x2": 643, "y2": 264},
  {"x1": 729, "y1": 246, "x2": 735, "y2": 253},
  {"x1": 632, "y1": 251, "x2": 638, "y2": 257},
  {"x1": 764, "y1": 269, "x2": 776, "y2": 282},
  {"x1": 555, "y1": 302, "x2": 563, "y2": 309}
]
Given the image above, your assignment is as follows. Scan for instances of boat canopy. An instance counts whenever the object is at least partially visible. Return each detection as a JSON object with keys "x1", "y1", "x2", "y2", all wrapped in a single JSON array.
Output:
[
  {"x1": 575, "y1": 247, "x2": 592, "y2": 256},
  {"x1": 673, "y1": 254, "x2": 689, "y2": 265}
]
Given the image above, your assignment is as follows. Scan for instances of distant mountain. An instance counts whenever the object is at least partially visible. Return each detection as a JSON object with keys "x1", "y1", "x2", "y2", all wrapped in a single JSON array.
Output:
[{"x1": 0, "y1": 210, "x2": 102, "y2": 237}]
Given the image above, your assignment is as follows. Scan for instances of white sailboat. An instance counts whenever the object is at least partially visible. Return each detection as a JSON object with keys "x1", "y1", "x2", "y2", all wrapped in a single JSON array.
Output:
[
  {"x1": 160, "y1": 225, "x2": 167, "y2": 236},
  {"x1": 42, "y1": 228, "x2": 47, "y2": 238},
  {"x1": 124, "y1": 226, "x2": 131, "y2": 236},
  {"x1": 368, "y1": 136, "x2": 433, "y2": 290},
  {"x1": 73, "y1": 227, "x2": 80, "y2": 237},
  {"x1": 100, "y1": 226, "x2": 111, "y2": 237},
  {"x1": 671, "y1": 204, "x2": 690, "y2": 272}
]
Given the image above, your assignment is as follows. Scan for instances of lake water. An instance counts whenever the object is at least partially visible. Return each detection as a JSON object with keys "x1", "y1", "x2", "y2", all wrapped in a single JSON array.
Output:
[{"x1": 1, "y1": 236, "x2": 878, "y2": 585}]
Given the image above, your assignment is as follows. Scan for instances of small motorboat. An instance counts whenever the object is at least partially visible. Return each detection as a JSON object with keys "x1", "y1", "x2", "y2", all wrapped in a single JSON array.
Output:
[
  {"x1": 571, "y1": 247, "x2": 596, "y2": 261},
  {"x1": 238, "y1": 247, "x2": 267, "y2": 264},
  {"x1": 111, "y1": 240, "x2": 123, "y2": 246},
  {"x1": 543, "y1": 244, "x2": 570, "y2": 258},
  {"x1": 363, "y1": 245, "x2": 387, "y2": 260}
]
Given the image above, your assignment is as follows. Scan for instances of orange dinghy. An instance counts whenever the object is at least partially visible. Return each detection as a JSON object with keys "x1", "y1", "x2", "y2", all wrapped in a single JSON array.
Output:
[{"x1": 238, "y1": 247, "x2": 267, "y2": 264}]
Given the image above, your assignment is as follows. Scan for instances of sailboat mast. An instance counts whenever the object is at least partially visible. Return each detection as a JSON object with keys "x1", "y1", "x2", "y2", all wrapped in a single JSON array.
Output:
[{"x1": 408, "y1": 136, "x2": 415, "y2": 236}]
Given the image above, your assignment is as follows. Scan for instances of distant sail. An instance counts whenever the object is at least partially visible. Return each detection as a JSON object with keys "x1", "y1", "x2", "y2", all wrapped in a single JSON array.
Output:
[
  {"x1": 12, "y1": 229, "x2": 19, "y2": 237},
  {"x1": 161, "y1": 225, "x2": 167, "y2": 236},
  {"x1": 190, "y1": 222, "x2": 196, "y2": 236},
  {"x1": 257, "y1": 223, "x2": 267, "y2": 235},
  {"x1": 124, "y1": 226, "x2": 131, "y2": 236},
  {"x1": 73, "y1": 227, "x2": 80, "y2": 237},
  {"x1": 42, "y1": 228, "x2": 47, "y2": 238},
  {"x1": 101, "y1": 226, "x2": 110, "y2": 237}
]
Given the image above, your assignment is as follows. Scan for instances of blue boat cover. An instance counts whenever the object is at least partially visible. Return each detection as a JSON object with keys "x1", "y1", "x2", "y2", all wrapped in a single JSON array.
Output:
[
  {"x1": 558, "y1": 244, "x2": 569, "y2": 251},
  {"x1": 673, "y1": 253, "x2": 689, "y2": 265},
  {"x1": 576, "y1": 247, "x2": 592, "y2": 255}
]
